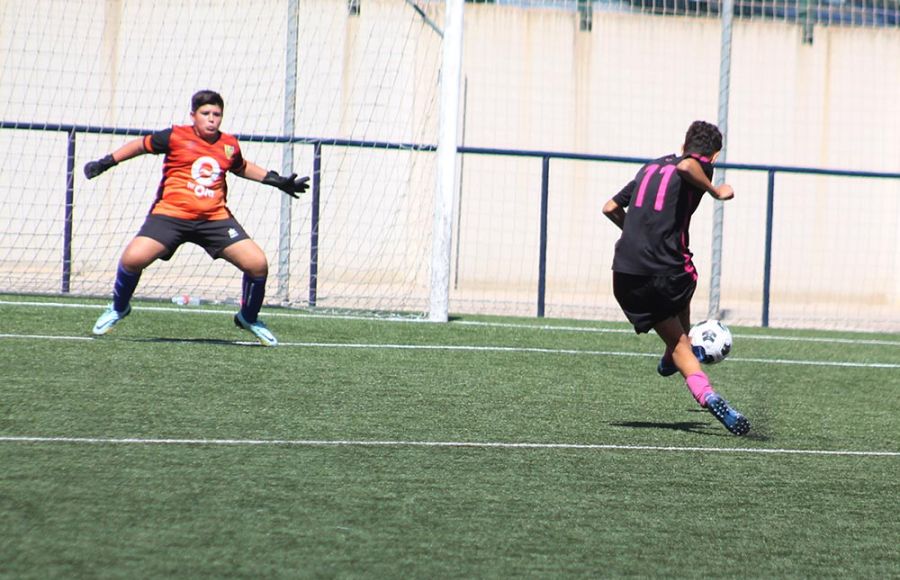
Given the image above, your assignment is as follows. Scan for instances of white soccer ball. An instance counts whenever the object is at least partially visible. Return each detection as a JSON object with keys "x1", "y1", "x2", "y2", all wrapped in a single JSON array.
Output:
[{"x1": 689, "y1": 319, "x2": 733, "y2": 364}]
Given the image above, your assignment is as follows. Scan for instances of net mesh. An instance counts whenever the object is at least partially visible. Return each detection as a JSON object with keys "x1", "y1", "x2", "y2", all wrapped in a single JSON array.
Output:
[
  {"x1": 2, "y1": 0, "x2": 899, "y2": 330},
  {"x1": 0, "y1": 0, "x2": 442, "y2": 315}
]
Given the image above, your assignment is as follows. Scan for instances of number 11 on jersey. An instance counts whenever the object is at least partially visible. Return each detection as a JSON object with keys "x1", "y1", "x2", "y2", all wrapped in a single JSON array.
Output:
[{"x1": 634, "y1": 163, "x2": 677, "y2": 211}]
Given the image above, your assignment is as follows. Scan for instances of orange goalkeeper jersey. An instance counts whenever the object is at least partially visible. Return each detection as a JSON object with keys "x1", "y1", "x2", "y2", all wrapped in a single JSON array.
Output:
[{"x1": 143, "y1": 125, "x2": 247, "y2": 220}]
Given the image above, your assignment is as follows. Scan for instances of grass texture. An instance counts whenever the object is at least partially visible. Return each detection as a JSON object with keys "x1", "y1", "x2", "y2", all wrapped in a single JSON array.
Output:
[{"x1": 1, "y1": 296, "x2": 898, "y2": 578}]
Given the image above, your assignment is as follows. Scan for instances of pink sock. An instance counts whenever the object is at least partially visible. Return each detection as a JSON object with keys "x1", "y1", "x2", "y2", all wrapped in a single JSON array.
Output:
[{"x1": 685, "y1": 372, "x2": 714, "y2": 407}]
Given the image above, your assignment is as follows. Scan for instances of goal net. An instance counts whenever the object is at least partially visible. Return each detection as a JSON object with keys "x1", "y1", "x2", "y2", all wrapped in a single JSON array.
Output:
[
  {"x1": 4, "y1": 0, "x2": 900, "y2": 331},
  {"x1": 0, "y1": 0, "x2": 443, "y2": 315}
]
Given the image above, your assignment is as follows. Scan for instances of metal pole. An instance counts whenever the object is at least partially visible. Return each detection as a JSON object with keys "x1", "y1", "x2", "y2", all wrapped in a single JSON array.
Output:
[
  {"x1": 453, "y1": 77, "x2": 468, "y2": 290},
  {"x1": 762, "y1": 170, "x2": 776, "y2": 327},
  {"x1": 708, "y1": 0, "x2": 733, "y2": 320},
  {"x1": 63, "y1": 129, "x2": 75, "y2": 293},
  {"x1": 309, "y1": 142, "x2": 322, "y2": 308},
  {"x1": 537, "y1": 156, "x2": 550, "y2": 318},
  {"x1": 800, "y1": 0, "x2": 815, "y2": 44},
  {"x1": 277, "y1": 0, "x2": 300, "y2": 303}
]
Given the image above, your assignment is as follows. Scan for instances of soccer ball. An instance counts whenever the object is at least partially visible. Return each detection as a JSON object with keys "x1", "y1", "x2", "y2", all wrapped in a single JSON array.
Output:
[{"x1": 689, "y1": 319, "x2": 733, "y2": 364}]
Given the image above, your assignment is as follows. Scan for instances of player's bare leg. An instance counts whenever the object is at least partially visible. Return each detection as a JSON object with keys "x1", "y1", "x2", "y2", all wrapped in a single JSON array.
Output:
[
  {"x1": 677, "y1": 306, "x2": 692, "y2": 335},
  {"x1": 120, "y1": 236, "x2": 169, "y2": 272},
  {"x1": 93, "y1": 236, "x2": 167, "y2": 335},
  {"x1": 657, "y1": 305, "x2": 692, "y2": 376},
  {"x1": 221, "y1": 240, "x2": 278, "y2": 346},
  {"x1": 658, "y1": 304, "x2": 710, "y2": 376},
  {"x1": 655, "y1": 316, "x2": 750, "y2": 435},
  {"x1": 220, "y1": 238, "x2": 268, "y2": 279},
  {"x1": 654, "y1": 316, "x2": 703, "y2": 380}
]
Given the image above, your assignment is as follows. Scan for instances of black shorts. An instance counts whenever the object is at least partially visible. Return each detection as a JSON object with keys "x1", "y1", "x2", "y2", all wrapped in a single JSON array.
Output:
[
  {"x1": 136, "y1": 214, "x2": 251, "y2": 261},
  {"x1": 613, "y1": 271, "x2": 697, "y2": 334}
]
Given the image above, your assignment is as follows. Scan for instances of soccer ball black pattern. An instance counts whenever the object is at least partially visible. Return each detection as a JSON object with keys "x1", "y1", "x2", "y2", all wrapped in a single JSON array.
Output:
[{"x1": 689, "y1": 319, "x2": 733, "y2": 364}]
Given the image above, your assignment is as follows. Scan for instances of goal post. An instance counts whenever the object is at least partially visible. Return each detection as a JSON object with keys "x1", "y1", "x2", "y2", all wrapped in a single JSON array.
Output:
[
  {"x1": 276, "y1": 0, "x2": 301, "y2": 304},
  {"x1": 429, "y1": 0, "x2": 464, "y2": 323}
]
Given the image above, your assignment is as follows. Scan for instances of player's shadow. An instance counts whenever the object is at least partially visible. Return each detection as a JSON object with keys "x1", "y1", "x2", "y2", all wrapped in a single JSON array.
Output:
[
  {"x1": 609, "y1": 420, "x2": 715, "y2": 435},
  {"x1": 613, "y1": 411, "x2": 773, "y2": 441}
]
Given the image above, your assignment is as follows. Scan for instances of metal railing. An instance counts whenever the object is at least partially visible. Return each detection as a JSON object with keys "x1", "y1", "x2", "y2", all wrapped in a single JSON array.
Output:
[
  {"x1": 478, "y1": 0, "x2": 900, "y2": 27},
  {"x1": 4, "y1": 120, "x2": 899, "y2": 326}
]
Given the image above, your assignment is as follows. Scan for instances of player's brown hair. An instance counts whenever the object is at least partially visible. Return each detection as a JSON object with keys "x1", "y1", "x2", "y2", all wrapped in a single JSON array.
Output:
[
  {"x1": 191, "y1": 90, "x2": 224, "y2": 112},
  {"x1": 683, "y1": 121, "x2": 723, "y2": 157}
]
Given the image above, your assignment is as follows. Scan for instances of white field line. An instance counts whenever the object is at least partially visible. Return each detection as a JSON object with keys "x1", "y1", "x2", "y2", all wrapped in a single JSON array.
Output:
[
  {"x1": 0, "y1": 435, "x2": 897, "y2": 457},
  {"x1": 282, "y1": 342, "x2": 900, "y2": 369},
  {"x1": 2, "y1": 299, "x2": 899, "y2": 347},
  {"x1": 0, "y1": 333, "x2": 94, "y2": 341},
  {"x1": 1, "y1": 332, "x2": 898, "y2": 369},
  {"x1": 454, "y1": 320, "x2": 900, "y2": 347}
]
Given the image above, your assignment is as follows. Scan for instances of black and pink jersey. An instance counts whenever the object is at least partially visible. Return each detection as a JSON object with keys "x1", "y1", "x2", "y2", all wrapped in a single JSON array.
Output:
[{"x1": 611, "y1": 153, "x2": 714, "y2": 279}]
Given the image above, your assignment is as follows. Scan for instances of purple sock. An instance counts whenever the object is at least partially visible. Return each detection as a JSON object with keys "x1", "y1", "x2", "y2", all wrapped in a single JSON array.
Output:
[
  {"x1": 241, "y1": 274, "x2": 251, "y2": 308},
  {"x1": 240, "y1": 274, "x2": 267, "y2": 324},
  {"x1": 113, "y1": 264, "x2": 140, "y2": 312}
]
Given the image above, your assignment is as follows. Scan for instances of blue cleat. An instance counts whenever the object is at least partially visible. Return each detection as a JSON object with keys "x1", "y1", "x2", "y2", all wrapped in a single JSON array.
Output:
[
  {"x1": 657, "y1": 356, "x2": 678, "y2": 377},
  {"x1": 704, "y1": 393, "x2": 751, "y2": 436},
  {"x1": 692, "y1": 345, "x2": 713, "y2": 364},
  {"x1": 92, "y1": 304, "x2": 131, "y2": 335},
  {"x1": 234, "y1": 311, "x2": 278, "y2": 347}
]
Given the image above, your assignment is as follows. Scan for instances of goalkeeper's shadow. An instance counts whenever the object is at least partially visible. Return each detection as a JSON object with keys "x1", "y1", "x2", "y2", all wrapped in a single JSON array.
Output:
[{"x1": 122, "y1": 336, "x2": 253, "y2": 347}]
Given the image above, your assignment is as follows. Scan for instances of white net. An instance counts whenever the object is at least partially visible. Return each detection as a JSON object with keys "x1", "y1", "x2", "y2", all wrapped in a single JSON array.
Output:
[
  {"x1": 3, "y1": 0, "x2": 900, "y2": 330},
  {"x1": 0, "y1": 0, "x2": 443, "y2": 314},
  {"x1": 446, "y1": 0, "x2": 900, "y2": 331}
]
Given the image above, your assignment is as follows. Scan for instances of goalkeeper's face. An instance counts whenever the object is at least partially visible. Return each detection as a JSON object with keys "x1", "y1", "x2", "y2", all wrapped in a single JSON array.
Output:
[{"x1": 191, "y1": 104, "x2": 224, "y2": 140}]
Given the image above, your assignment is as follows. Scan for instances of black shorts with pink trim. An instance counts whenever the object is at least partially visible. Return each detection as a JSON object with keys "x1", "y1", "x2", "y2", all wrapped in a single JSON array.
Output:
[{"x1": 613, "y1": 271, "x2": 697, "y2": 334}]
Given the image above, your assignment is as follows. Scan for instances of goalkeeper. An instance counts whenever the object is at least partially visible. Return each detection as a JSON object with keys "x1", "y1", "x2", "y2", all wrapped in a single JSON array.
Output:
[
  {"x1": 602, "y1": 121, "x2": 750, "y2": 435},
  {"x1": 84, "y1": 90, "x2": 308, "y2": 346}
]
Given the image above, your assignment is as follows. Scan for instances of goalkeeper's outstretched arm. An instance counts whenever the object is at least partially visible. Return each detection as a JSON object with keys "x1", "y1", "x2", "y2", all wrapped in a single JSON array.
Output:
[
  {"x1": 83, "y1": 137, "x2": 147, "y2": 179},
  {"x1": 236, "y1": 161, "x2": 310, "y2": 199}
]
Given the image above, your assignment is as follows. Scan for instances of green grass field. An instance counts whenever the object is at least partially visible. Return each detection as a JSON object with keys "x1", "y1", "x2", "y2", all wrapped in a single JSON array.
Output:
[{"x1": 1, "y1": 295, "x2": 898, "y2": 578}]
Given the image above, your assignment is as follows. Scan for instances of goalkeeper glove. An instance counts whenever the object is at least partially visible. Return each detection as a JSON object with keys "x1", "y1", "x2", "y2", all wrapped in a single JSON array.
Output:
[
  {"x1": 83, "y1": 154, "x2": 118, "y2": 179},
  {"x1": 262, "y1": 170, "x2": 310, "y2": 199}
]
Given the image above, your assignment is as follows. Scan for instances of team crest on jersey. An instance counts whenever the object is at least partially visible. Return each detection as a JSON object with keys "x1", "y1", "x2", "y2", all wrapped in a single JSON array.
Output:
[{"x1": 224, "y1": 145, "x2": 235, "y2": 159}]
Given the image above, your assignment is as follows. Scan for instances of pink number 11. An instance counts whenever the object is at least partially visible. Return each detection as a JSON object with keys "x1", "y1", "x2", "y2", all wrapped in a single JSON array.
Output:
[{"x1": 634, "y1": 163, "x2": 677, "y2": 211}]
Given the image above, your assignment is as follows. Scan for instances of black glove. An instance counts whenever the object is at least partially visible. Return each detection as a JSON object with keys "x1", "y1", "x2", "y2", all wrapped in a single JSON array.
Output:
[
  {"x1": 83, "y1": 154, "x2": 118, "y2": 179},
  {"x1": 262, "y1": 170, "x2": 310, "y2": 199}
]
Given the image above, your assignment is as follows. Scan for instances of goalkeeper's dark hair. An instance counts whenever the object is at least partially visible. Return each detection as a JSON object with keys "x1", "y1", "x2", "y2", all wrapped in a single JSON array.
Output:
[
  {"x1": 683, "y1": 121, "x2": 723, "y2": 157},
  {"x1": 191, "y1": 90, "x2": 224, "y2": 112}
]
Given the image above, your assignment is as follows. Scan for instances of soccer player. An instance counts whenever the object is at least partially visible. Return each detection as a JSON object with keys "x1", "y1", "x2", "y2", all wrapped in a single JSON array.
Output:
[
  {"x1": 84, "y1": 90, "x2": 308, "y2": 346},
  {"x1": 602, "y1": 120, "x2": 750, "y2": 435}
]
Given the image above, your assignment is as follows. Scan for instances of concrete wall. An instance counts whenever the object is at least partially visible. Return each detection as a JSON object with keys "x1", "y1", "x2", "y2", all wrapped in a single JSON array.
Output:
[
  {"x1": 1, "y1": 0, "x2": 898, "y2": 328},
  {"x1": 452, "y1": 5, "x2": 900, "y2": 329}
]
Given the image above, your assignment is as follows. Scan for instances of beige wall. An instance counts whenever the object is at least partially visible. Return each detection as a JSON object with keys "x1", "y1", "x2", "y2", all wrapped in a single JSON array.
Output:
[
  {"x1": 453, "y1": 6, "x2": 900, "y2": 329},
  {"x1": 1, "y1": 0, "x2": 898, "y2": 328}
]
